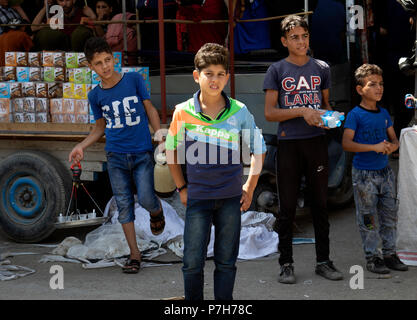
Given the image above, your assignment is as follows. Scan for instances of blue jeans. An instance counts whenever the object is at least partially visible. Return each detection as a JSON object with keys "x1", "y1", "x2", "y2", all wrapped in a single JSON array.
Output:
[
  {"x1": 182, "y1": 196, "x2": 241, "y2": 300},
  {"x1": 352, "y1": 166, "x2": 398, "y2": 259},
  {"x1": 106, "y1": 151, "x2": 161, "y2": 224}
]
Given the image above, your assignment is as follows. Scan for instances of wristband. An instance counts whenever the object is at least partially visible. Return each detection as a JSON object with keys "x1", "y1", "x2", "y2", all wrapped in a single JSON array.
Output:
[{"x1": 176, "y1": 184, "x2": 187, "y2": 193}]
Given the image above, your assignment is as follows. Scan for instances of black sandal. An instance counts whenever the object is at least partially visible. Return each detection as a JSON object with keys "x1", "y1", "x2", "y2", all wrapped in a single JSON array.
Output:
[
  {"x1": 122, "y1": 259, "x2": 141, "y2": 274},
  {"x1": 150, "y1": 209, "x2": 165, "y2": 235}
]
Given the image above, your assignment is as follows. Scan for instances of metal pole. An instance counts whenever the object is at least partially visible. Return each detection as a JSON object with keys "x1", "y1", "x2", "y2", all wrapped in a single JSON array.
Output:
[
  {"x1": 135, "y1": 0, "x2": 141, "y2": 52},
  {"x1": 228, "y1": 0, "x2": 235, "y2": 99},
  {"x1": 158, "y1": 0, "x2": 167, "y2": 124},
  {"x1": 122, "y1": 0, "x2": 128, "y2": 65},
  {"x1": 304, "y1": 0, "x2": 308, "y2": 12},
  {"x1": 46, "y1": 0, "x2": 49, "y2": 20}
]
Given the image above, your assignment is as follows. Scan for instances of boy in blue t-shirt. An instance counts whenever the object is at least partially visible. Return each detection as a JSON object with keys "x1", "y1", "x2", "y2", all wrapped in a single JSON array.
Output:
[
  {"x1": 69, "y1": 37, "x2": 164, "y2": 274},
  {"x1": 343, "y1": 64, "x2": 408, "y2": 274}
]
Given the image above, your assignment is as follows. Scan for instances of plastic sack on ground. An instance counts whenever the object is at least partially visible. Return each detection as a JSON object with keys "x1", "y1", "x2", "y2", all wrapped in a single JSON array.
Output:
[
  {"x1": 396, "y1": 126, "x2": 417, "y2": 265},
  {"x1": 105, "y1": 197, "x2": 185, "y2": 246}
]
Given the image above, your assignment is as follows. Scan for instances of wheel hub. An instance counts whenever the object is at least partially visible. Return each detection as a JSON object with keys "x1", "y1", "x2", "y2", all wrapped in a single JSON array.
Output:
[{"x1": 8, "y1": 177, "x2": 44, "y2": 218}]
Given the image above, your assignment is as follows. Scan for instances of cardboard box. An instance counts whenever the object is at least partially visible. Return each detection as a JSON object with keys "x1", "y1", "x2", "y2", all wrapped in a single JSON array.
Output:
[
  {"x1": 24, "y1": 112, "x2": 36, "y2": 123},
  {"x1": 29, "y1": 67, "x2": 42, "y2": 82},
  {"x1": 42, "y1": 51, "x2": 54, "y2": 67},
  {"x1": 75, "y1": 99, "x2": 89, "y2": 114},
  {"x1": 0, "y1": 98, "x2": 10, "y2": 114},
  {"x1": 36, "y1": 82, "x2": 47, "y2": 98},
  {"x1": 23, "y1": 97, "x2": 35, "y2": 112},
  {"x1": 48, "y1": 82, "x2": 63, "y2": 98},
  {"x1": 63, "y1": 82, "x2": 74, "y2": 98},
  {"x1": 14, "y1": 112, "x2": 24, "y2": 123},
  {"x1": 63, "y1": 98, "x2": 75, "y2": 113},
  {"x1": 53, "y1": 52, "x2": 65, "y2": 67},
  {"x1": 16, "y1": 67, "x2": 30, "y2": 82},
  {"x1": 12, "y1": 98, "x2": 24, "y2": 113},
  {"x1": 51, "y1": 113, "x2": 64, "y2": 123},
  {"x1": 10, "y1": 82, "x2": 22, "y2": 98},
  {"x1": 35, "y1": 112, "x2": 49, "y2": 123},
  {"x1": 76, "y1": 114, "x2": 89, "y2": 123},
  {"x1": 4, "y1": 67, "x2": 16, "y2": 81},
  {"x1": 77, "y1": 53, "x2": 89, "y2": 68},
  {"x1": 16, "y1": 52, "x2": 28, "y2": 67},
  {"x1": 0, "y1": 83, "x2": 10, "y2": 98},
  {"x1": 66, "y1": 52, "x2": 77, "y2": 68},
  {"x1": 113, "y1": 52, "x2": 122, "y2": 67},
  {"x1": 73, "y1": 68, "x2": 92, "y2": 84},
  {"x1": 50, "y1": 98, "x2": 63, "y2": 114},
  {"x1": 35, "y1": 98, "x2": 48, "y2": 113},
  {"x1": 5, "y1": 52, "x2": 16, "y2": 67},
  {"x1": 22, "y1": 82, "x2": 35, "y2": 97},
  {"x1": 28, "y1": 52, "x2": 41, "y2": 67}
]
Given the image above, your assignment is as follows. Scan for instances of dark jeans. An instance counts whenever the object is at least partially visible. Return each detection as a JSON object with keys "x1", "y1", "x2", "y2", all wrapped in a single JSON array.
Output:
[
  {"x1": 182, "y1": 196, "x2": 241, "y2": 300},
  {"x1": 276, "y1": 135, "x2": 330, "y2": 265},
  {"x1": 352, "y1": 166, "x2": 398, "y2": 259}
]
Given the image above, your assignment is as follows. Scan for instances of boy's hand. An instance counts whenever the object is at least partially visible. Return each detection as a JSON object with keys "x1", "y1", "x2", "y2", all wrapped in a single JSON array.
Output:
[
  {"x1": 373, "y1": 141, "x2": 390, "y2": 154},
  {"x1": 302, "y1": 107, "x2": 323, "y2": 127},
  {"x1": 69, "y1": 144, "x2": 84, "y2": 163},
  {"x1": 240, "y1": 184, "x2": 254, "y2": 212},
  {"x1": 384, "y1": 141, "x2": 399, "y2": 155},
  {"x1": 179, "y1": 188, "x2": 187, "y2": 207}
]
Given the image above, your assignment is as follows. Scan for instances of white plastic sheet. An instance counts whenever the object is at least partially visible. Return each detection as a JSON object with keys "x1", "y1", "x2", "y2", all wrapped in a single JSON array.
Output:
[{"x1": 397, "y1": 126, "x2": 417, "y2": 265}]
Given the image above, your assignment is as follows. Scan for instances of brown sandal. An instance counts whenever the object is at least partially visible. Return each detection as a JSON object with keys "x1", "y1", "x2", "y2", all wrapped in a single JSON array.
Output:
[{"x1": 150, "y1": 209, "x2": 165, "y2": 235}]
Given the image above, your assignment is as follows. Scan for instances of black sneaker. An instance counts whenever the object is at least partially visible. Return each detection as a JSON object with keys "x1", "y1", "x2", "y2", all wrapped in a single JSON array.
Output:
[
  {"x1": 384, "y1": 254, "x2": 409, "y2": 271},
  {"x1": 366, "y1": 256, "x2": 390, "y2": 274},
  {"x1": 278, "y1": 263, "x2": 296, "y2": 284},
  {"x1": 315, "y1": 260, "x2": 343, "y2": 280}
]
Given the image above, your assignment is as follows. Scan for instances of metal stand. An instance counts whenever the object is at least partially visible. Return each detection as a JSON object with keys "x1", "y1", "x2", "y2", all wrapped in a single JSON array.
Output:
[{"x1": 55, "y1": 162, "x2": 108, "y2": 228}]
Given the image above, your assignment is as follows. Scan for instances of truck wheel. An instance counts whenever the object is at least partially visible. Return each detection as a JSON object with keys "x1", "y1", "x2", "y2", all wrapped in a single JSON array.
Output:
[
  {"x1": 327, "y1": 152, "x2": 354, "y2": 208},
  {"x1": 0, "y1": 151, "x2": 71, "y2": 243}
]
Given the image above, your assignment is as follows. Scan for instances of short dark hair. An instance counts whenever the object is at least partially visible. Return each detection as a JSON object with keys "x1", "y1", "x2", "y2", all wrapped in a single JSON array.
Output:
[
  {"x1": 84, "y1": 37, "x2": 112, "y2": 63},
  {"x1": 194, "y1": 43, "x2": 229, "y2": 72},
  {"x1": 281, "y1": 15, "x2": 309, "y2": 36},
  {"x1": 355, "y1": 64, "x2": 383, "y2": 86}
]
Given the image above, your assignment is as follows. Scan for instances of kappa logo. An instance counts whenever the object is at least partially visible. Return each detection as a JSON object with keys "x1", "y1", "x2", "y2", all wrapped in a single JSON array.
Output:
[{"x1": 227, "y1": 116, "x2": 237, "y2": 126}]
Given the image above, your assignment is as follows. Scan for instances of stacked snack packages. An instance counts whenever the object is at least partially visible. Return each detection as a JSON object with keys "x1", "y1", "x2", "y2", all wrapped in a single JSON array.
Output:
[{"x1": 0, "y1": 51, "x2": 151, "y2": 124}]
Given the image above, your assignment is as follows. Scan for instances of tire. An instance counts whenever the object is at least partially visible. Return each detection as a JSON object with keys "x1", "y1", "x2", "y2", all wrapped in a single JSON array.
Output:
[
  {"x1": 0, "y1": 151, "x2": 71, "y2": 243},
  {"x1": 327, "y1": 152, "x2": 354, "y2": 208}
]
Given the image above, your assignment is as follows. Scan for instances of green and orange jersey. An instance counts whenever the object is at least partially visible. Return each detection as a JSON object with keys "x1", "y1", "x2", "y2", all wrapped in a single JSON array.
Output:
[{"x1": 166, "y1": 91, "x2": 266, "y2": 199}]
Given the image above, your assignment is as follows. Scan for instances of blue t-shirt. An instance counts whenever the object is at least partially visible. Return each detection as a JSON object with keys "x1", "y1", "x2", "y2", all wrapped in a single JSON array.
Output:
[
  {"x1": 89, "y1": 72, "x2": 153, "y2": 153},
  {"x1": 234, "y1": 0, "x2": 271, "y2": 54},
  {"x1": 344, "y1": 105, "x2": 393, "y2": 170},
  {"x1": 263, "y1": 57, "x2": 330, "y2": 140}
]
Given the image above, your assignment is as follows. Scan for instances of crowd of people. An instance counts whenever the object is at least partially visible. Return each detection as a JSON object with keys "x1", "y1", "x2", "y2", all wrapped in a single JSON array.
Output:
[{"x1": 0, "y1": 0, "x2": 350, "y2": 67}]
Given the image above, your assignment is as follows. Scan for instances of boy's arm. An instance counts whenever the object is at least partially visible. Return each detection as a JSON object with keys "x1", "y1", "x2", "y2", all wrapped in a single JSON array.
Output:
[
  {"x1": 143, "y1": 99, "x2": 162, "y2": 140},
  {"x1": 342, "y1": 128, "x2": 390, "y2": 154},
  {"x1": 241, "y1": 153, "x2": 266, "y2": 211},
  {"x1": 264, "y1": 89, "x2": 324, "y2": 126},
  {"x1": 167, "y1": 149, "x2": 187, "y2": 206},
  {"x1": 68, "y1": 118, "x2": 106, "y2": 163},
  {"x1": 321, "y1": 89, "x2": 332, "y2": 110},
  {"x1": 385, "y1": 126, "x2": 399, "y2": 154}
]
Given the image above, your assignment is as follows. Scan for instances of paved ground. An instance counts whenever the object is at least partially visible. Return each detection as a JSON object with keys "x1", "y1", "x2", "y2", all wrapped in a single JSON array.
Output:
[{"x1": 1, "y1": 160, "x2": 416, "y2": 301}]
